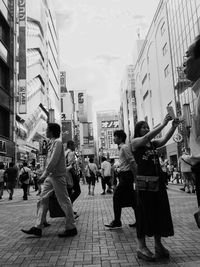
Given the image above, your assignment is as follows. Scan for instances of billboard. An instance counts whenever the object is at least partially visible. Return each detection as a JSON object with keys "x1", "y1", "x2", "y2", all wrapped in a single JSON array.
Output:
[
  {"x1": 18, "y1": 0, "x2": 27, "y2": 114},
  {"x1": 62, "y1": 121, "x2": 72, "y2": 144},
  {"x1": 60, "y1": 71, "x2": 67, "y2": 93},
  {"x1": 78, "y1": 91, "x2": 87, "y2": 122}
]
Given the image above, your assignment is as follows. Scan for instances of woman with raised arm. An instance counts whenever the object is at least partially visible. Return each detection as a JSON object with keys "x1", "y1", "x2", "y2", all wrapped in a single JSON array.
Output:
[{"x1": 131, "y1": 114, "x2": 180, "y2": 262}]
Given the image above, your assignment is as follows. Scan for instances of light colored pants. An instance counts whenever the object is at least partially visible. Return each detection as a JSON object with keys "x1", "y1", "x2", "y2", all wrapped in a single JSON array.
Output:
[{"x1": 36, "y1": 176, "x2": 75, "y2": 230}]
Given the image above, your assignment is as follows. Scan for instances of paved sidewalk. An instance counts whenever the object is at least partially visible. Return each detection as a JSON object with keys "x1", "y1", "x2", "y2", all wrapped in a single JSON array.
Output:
[{"x1": 0, "y1": 182, "x2": 200, "y2": 266}]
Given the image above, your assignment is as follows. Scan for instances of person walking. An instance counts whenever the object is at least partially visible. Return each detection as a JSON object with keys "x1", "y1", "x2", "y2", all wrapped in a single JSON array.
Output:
[
  {"x1": 101, "y1": 157, "x2": 112, "y2": 194},
  {"x1": 21, "y1": 123, "x2": 77, "y2": 237},
  {"x1": 183, "y1": 35, "x2": 200, "y2": 217},
  {"x1": 0, "y1": 162, "x2": 5, "y2": 199},
  {"x1": 85, "y1": 157, "x2": 97, "y2": 196},
  {"x1": 65, "y1": 140, "x2": 81, "y2": 204},
  {"x1": 105, "y1": 130, "x2": 137, "y2": 229},
  {"x1": 131, "y1": 115, "x2": 179, "y2": 261},
  {"x1": 4, "y1": 162, "x2": 18, "y2": 200},
  {"x1": 178, "y1": 150, "x2": 195, "y2": 193},
  {"x1": 19, "y1": 162, "x2": 31, "y2": 200}
]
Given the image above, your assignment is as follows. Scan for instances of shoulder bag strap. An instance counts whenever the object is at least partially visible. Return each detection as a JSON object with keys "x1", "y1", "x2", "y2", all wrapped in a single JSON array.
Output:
[{"x1": 181, "y1": 157, "x2": 193, "y2": 166}]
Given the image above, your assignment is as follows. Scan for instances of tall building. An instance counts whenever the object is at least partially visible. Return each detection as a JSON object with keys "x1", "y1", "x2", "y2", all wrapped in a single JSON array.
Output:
[
  {"x1": 133, "y1": 0, "x2": 200, "y2": 165},
  {"x1": 15, "y1": 0, "x2": 60, "y2": 164},
  {"x1": 0, "y1": 0, "x2": 15, "y2": 164},
  {"x1": 96, "y1": 110, "x2": 119, "y2": 161},
  {"x1": 75, "y1": 90, "x2": 94, "y2": 157},
  {"x1": 120, "y1": 65, "x2": 137, "y2": 142},
  {"x1": 167, "y1": 0, "x2": 200, "y2": 155},
  {"x1": 60, "y1": 72, "x2": 74, "y2": 146}
]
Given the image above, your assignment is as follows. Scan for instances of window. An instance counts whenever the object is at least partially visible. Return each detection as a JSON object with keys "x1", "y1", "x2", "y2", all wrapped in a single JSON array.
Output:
[
  {"x1": 142, "y1": 74, "x2": 147, "y2": 85},
  {"x1": 164, "y1": 64, "x2": 170, "y2": 77},
  {"x1": 0, "y1": 106, "x2": 9, "y2": 137},
  {"x1": 161, "y1": 21, "x2": 166, "y2": 36},
  {"x1": 162, "y1": 43, "x2": 168, "y2": 56},
  {"x1": 0, "y1": 16, "x2": 9, "y2": 47},
  {"x1": 61, "y1": 98, "x2": 63, "y2": 112},
  {"x1": 0, "y1": 61, "x2": 9, "y2": 90}
]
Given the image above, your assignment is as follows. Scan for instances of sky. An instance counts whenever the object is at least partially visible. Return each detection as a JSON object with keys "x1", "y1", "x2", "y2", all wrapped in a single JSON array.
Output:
[{"x1": 52, "y1": 0, "x2": 160, "y2": 112}]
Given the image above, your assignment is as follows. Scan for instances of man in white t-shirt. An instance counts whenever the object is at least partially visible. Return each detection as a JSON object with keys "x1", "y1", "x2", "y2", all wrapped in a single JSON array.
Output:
[
  {"x1": 183, "y1": 35, "x2": 200, "y2": 210},
  {"x1": 101, "y1": 157, "x2": 112, "y2": 194}
]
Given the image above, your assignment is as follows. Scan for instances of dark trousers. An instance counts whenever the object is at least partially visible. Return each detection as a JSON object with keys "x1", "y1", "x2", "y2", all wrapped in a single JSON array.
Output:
[
  {"x1": 113, "y1": 171, "x2": 135, "y2": 223},
  {"x1": 192, "y1": 162, "x2": 200, "y2": 207},
  {"x1": 21, "y1": 183, "x2": 28, "y2": 200},
  {"x1": 33, "y1": 177, "x2": 38, "y2": 191},
  {"x1": 101, "y1": 176, "x2": 112, "y2": 191},
  {"x1": 68, "y1": 178, "x2": 81, "y2": 204}
]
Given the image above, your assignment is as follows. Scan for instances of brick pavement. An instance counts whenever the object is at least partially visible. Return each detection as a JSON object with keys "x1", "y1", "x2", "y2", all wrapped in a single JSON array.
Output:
[{"x1": 0, "y1": 181, "x2": 200, "y2": 267}]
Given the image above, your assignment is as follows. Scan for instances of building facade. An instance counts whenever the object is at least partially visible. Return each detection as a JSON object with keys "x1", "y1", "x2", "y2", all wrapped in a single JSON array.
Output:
[
  {"x1": 0, "y1": 0, "x2": 15, "y2": 165},
  {"x1": 15, "y1": 0, "x2": 60, "y2": 164},
  {"x1": 133, "y1": 0, "x2": 200, "y2": 165},
  {"x1": 96, "y1": 110, "x2": 119, "y2": 161},
  {"x1": 120, "y1": 65, "x2": 137, "y2": 142}
]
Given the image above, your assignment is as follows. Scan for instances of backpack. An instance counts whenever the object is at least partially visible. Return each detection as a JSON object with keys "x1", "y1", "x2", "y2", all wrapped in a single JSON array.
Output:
[
  {"x1": 88, "y1": 165, "x2": 95, "y2": 178},
  {"x1": 19, "y1": 168, "x2": 29, "y2": 183}
]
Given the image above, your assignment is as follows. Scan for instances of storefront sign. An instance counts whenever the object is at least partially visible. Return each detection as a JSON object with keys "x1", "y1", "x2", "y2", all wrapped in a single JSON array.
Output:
[{"x1": 101, "y1": 120, "x2": 119, "y2": 128}]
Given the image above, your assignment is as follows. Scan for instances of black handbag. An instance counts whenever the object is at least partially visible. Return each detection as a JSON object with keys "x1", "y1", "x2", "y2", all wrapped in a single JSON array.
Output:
[
  {"x1": 49, "y1": 192, "x2": 65, "y2": 218},
  {"x1": 136, "y1": 175, "x2": 159, "y2": 191}
]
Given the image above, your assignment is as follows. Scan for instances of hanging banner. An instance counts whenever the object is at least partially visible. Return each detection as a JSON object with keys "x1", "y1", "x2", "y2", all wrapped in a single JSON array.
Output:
[{"x1": 18, "y1": 0, "x2": 27, "y2": 114}]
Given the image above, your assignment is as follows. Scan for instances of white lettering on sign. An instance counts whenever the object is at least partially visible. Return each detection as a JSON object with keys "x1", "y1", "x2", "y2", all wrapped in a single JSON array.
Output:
[
  {"x1": 19, "y1": 79, "x2": 27, "y2": 114},
  {"x1": 19, "y1": 0, "x2": 26, "y2": 22},
  {"x1": 101, "y1": 120, "x2": 119, "y2": 128}
]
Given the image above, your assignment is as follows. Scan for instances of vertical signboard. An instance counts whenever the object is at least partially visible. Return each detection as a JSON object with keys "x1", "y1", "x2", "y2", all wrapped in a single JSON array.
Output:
[
  {"x1": 60, "y1": 71, "x2": 67, "y2": 93},
  {"x1": 18, "y1": 0, "x2": 27, "y2": 114},
  {"x1": 78, "y1": 91, "x2": 87, "y2": 122},
  {"x1": 62, "y1": 121, "x2": 72, "y2": 144}
]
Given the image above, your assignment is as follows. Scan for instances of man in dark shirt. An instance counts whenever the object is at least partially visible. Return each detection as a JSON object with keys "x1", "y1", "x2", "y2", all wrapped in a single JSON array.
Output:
[{"x1": 4, "y1": 162, "x2": 18, "y2": 200}]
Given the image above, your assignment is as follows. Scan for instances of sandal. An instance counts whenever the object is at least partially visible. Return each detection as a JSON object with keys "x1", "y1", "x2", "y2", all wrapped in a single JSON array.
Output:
[
  {"x1": 137, "y1": 247, "x2": 155, "y2": 262},
  {"x1": 155, "y1": 245, "x2": 169, "y2": 259}
]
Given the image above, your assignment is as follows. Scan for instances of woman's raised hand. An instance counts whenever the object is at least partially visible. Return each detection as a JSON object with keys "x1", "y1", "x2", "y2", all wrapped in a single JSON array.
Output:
[
  {"x1": 163, "y1": 114, "x2": 173, "y2": 126},
  {"x1": 172, "y1": 117, "x2": 180, "y2": 128}
]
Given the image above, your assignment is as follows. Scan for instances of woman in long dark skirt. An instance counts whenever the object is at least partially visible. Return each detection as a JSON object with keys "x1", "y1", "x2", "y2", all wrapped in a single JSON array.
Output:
[{"x1": 131, "y1": 114, "x2": 180, "y2": 261}]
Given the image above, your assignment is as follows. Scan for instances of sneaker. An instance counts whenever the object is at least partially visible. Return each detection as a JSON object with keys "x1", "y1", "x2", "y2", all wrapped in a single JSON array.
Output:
[
  {"x1": 43, "y1": 222, "x2": 51, "y2": 228},
  {"x1": 101, "y1": 192, "x2": 106, "y2": 195},
  {"x1": 180, "y1": 188, "x2": 185, "y2": 191},
  {"x1": 21, "y1": 227, "x2": 42, "y2": 237},
  {"x1": 129, "y1": 222, "x2": 136, "y2": 228},
  {"x1": 58, "y1": 228, "x2": 77, "y2": 238},
  {"x1": 106, "y1": 189, "x2": 112, "y2": 194},
  {"x1": 105, "y1": 220, "x2": 122, "y2": 229}
]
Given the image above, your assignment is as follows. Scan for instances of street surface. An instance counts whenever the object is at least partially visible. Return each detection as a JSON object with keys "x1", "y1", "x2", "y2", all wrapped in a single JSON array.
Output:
[{"x1": 0, "y1": 181, "x2": 200, "y2": 267}]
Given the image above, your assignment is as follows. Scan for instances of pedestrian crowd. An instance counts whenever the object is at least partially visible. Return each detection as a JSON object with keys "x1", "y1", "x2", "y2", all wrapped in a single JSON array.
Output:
[{"x1": 0, "y1": 34, "x2": 200, "y2": 263}]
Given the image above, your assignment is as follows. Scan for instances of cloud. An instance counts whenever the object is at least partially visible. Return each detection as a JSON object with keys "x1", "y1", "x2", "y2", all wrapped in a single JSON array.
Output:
[
  {"x1": 56, "y1": 10, "x2": 75, "y2": 30},
  {"x1": 95, "y1": 55, "x2": 120, "y2": 65},
  {"x1": 132, "y1": 14, "x2": 144, "y2": 20}
]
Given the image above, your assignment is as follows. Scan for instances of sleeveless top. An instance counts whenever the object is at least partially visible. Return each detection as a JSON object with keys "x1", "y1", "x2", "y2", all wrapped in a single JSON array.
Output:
[{"x1": 133, "y1": 142, "x2": 162, "y2": 177}]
